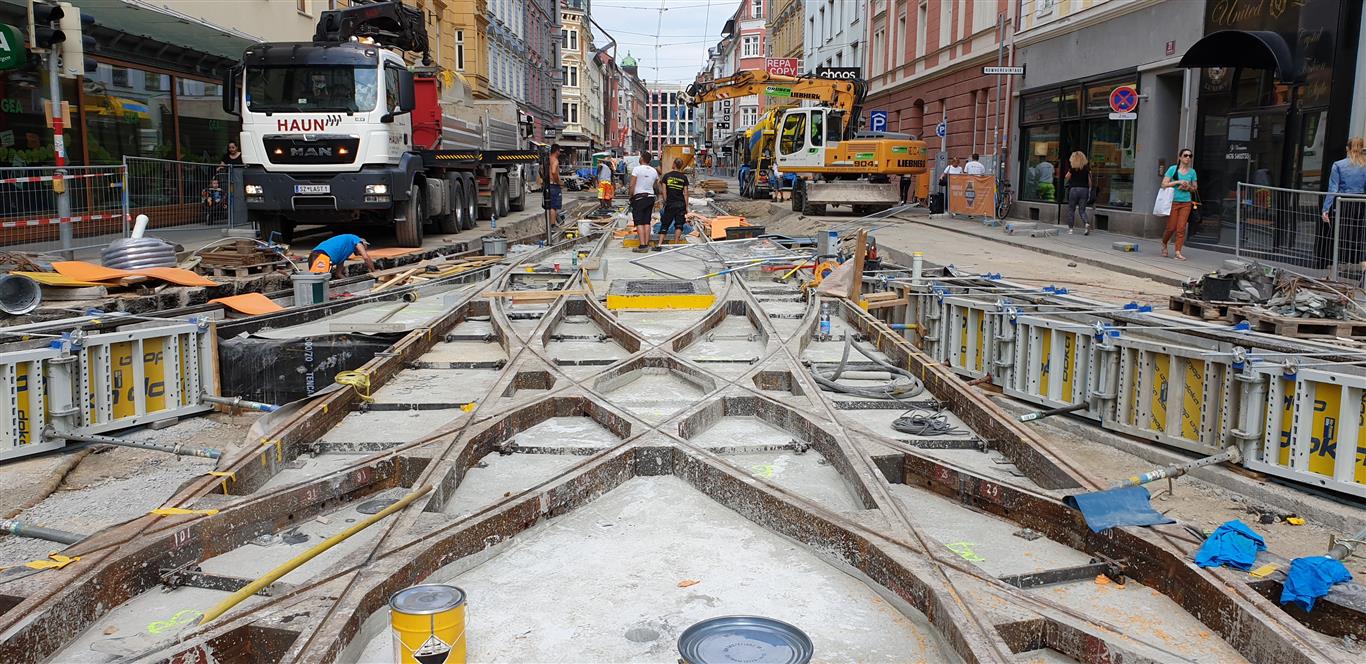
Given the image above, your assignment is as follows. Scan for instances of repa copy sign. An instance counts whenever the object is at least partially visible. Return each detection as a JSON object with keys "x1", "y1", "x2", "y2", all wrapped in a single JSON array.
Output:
[{"x1": 765, "y1": 58, "x2": 801, "y2": 77}]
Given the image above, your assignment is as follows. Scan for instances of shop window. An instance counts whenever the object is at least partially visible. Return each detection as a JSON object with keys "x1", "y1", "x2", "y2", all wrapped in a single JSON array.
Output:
[
  {"x1": 1058, "y1": 89, "x2": 1080, "y2": 118},
  {"x1": 84, "y1": 63, "x2": 172, "y2": 163},
  {"x1": 177, "y1": 78, "x2": 240, "y2": 164},
  {"x1": 1085, "y1": 80, "x2": 1135, "y2": 115},
  {"x1": 1020, "y1": 125, "x2": 1060, "y2": 203},
  {"x1": 1088, "y1": 120, "x2": 1135, "y2": 209},
  {"x1": 1020, "y1": 92, "x2": 1057, "y2": 124},
  {"x1": 0, "y1": 69, "x2": 82, "y2": 169}
]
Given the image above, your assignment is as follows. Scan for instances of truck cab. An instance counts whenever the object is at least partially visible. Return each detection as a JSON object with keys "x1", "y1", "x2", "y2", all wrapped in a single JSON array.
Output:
[{"x1": 228, "y1": 42, "x2": 423, "y2": 244}]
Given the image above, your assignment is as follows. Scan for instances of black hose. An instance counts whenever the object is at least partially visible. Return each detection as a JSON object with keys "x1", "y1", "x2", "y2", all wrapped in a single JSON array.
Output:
[{"x1": 810, "y1": 334, "x2": 926, "y2": 400}]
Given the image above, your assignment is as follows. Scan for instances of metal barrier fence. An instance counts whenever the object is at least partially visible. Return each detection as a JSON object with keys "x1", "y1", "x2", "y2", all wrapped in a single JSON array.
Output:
[
  {"x1": 0, "y1": 320, "x2": 219, "y2": 462},
  {"x1": 124, "y1": 156, "x2": 246, "y2": 234},
  {"x1": 0, "y1": 165, "x2": 126, "y2": 256},
  {"x1": 905, "y1": 278, "x2": 1366, "y2": 499},
  {"x1": 1235, "y1": 182, "x2": 1366, "y2": 281}
]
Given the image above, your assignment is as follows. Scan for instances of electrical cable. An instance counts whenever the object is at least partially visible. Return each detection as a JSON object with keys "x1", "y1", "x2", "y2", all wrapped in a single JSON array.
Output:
[{"x1": 891, "y1": 408, "x2": 965, "y2": 437}]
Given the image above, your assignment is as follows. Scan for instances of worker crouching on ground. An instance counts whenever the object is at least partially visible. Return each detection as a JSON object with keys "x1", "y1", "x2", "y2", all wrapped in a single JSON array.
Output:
[
  {"x1": 629, "y1": 148, "x2": 662, "y2": 253},
  {"x1": 308, "y1": 233, "x2": 375, "y2": 278},
  {"x1": 654, "y1": 158, "x2": 690, "y2": 250}
]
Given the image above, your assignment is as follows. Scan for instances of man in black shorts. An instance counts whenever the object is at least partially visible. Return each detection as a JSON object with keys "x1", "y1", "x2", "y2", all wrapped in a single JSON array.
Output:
[
  {"x1": 654, "y1": 157, "x2": 689, "y2": 250},
  {"x1": 543, "y1": 144, "x2": 562, "y2": 242},
  {"x1": 627, "y1": 148, "x2": 661, "y2": 253}
]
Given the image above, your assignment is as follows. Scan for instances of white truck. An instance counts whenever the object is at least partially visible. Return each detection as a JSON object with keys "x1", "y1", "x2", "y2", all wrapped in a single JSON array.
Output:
[{"x1": 221, "y1": 1, "x2": 539, "y2": 247}]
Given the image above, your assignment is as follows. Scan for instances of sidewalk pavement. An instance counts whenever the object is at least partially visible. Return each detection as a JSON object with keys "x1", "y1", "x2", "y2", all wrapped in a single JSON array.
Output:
[{"x1": 890, "y1": 212, "x2": 1229, "y2": 287}]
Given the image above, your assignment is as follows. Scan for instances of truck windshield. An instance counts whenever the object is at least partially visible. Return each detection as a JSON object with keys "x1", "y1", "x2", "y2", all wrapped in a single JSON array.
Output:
[{"x1": 245, "y1": 66, "x2": 378, "y2": 113}]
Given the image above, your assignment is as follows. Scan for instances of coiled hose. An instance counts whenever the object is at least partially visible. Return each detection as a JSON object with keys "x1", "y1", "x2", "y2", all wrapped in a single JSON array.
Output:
[{"x1": 809, "y1": 335, "x2": 926, "y2": 400}]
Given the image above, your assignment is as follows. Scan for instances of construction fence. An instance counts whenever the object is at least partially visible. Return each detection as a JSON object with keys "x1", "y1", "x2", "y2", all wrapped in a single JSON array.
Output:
[
  {"x1": 0, "y1": 157, "x2": 246, "y2": 257},
  {"x1": 1235, "y1": 182, "x2": 1366, "y2": 281}
]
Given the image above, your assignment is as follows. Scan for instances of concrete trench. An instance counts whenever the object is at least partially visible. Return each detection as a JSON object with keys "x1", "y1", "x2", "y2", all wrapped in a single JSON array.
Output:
[{"x1": 0, "y1": 208, "x2": 1359, "y2": 664}]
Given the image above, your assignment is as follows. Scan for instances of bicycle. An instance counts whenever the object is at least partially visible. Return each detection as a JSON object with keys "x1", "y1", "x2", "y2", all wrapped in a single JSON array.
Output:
[{"x1": 994, "y1": 177, "x2": 1013, "y2": 220}]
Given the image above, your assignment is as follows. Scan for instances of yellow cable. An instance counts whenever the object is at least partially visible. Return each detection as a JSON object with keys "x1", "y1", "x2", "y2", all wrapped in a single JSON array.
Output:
[
  {"x1": 150, "y1": 507, "x2": 220, "y2": 517},
  {"x1": 199, "y1": 484, "x2": 432, "y2": 625},
  {"x1": 335, "y1": 370, "x2": 374, "y2": 402}
]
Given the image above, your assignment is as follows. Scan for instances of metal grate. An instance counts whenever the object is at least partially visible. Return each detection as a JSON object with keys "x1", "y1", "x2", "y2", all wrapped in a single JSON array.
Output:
[{"x1": 622, "y1": 280, "x2": 702, "y2": 295}]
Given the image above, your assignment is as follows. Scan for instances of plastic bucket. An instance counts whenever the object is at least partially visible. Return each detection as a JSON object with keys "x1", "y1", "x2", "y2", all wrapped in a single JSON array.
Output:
[
  {"x1": 0, "y1": 274, "x2": 41, "y2": 315},
  {"x1": 483, "y1": 236, "x2": 508, "y2": 256},
  {"x1": 291, "y1": 272, "x2": 330, "y2": 307},
  {"x1": 390, "y1": 584, "x2": 466, "y2": 664}
]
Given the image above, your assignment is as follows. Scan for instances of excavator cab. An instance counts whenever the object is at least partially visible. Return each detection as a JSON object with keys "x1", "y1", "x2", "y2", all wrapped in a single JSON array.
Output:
[{"x1": 776, "y1": 108, "x2": 833, "y2": 171}]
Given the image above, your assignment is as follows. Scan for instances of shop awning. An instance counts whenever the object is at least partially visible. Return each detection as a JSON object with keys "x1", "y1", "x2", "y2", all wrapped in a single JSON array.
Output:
[
  {"x1": 61, "y1": 0, "x2": 260, "y2": 61},
  {"x1": 1179, "y1": 30, "x2": 1300, "y2": 82}
]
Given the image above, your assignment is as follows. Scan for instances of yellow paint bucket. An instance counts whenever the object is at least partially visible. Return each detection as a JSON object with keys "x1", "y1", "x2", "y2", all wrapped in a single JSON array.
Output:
[{"x1": 390, "y1": 584, "x2": 467, "y2": 664}]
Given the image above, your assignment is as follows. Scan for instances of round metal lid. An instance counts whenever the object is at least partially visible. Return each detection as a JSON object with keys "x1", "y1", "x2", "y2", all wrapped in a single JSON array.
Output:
[
  {"x1": 389, "y1": 584, "x2": 466, "y2": 615},
  {"x1": 677, "y1": 615, "x2": 813, "y2": 664}
]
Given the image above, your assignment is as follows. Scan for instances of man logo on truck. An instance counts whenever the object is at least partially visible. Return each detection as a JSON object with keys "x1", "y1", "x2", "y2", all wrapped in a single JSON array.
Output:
[{"x1": 291, "y1": 146, "x2": 334, "y2": 158}]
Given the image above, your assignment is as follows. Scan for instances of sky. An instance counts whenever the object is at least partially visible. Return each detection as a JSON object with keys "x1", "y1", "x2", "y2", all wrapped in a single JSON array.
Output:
[{"x1": 585, "y1": 0, "x2": 740, "y2": 86}]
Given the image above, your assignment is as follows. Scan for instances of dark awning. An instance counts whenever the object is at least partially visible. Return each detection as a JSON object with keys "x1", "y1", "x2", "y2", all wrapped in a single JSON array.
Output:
[{"x1": 1179, "y1": 30, "x2": 1299, "y2": 82}]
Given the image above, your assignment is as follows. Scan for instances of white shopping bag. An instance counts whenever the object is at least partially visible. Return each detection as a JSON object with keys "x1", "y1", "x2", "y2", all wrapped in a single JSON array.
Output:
[{"x1": 1153, "y1": 187, "x2": 1174, "y2": 216}]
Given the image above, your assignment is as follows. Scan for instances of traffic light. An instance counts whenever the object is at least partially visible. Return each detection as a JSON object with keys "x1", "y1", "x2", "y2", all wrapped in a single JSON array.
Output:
[
  {"x1": 29, "y1": 2, "x2": 65, "y2": 51},
  {"x1": 56, "y1": 2, "x2": 93, "y2": 78}
]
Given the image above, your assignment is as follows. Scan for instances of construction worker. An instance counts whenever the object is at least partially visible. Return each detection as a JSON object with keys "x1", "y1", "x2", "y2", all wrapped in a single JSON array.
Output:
[
  {"x1": 596, "y1": 156, "x2": 616, "y2": 210},
  {"x1": 655, "y1": 157, "x2": 689, "y2": 249},
  {"x1": 308, "y1": 233, "x2": 375, "y2": 278}
]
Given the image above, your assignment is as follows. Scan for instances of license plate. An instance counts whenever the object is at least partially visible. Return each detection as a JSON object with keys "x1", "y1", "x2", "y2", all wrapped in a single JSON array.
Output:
[{"x1": 294, "y1": 184, "x2": 330, "y2": 194}]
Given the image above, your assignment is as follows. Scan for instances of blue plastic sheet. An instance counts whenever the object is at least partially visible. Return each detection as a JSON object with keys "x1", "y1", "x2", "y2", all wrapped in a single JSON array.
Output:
[
  {"x1": 1063, "y1": 486, "x2": 1175, "y2": 533},
  {"x1": 1281, "y1": 556, "x2": 1353, "y2": 612},
  {"x1": 1194, "y1": 520, "x2": 1266, "y2": 571}
]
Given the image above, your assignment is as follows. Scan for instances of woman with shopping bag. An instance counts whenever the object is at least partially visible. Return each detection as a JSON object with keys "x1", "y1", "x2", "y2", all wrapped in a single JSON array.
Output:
[
  {"x1": 1321, "y1": 137, "x2": 1366, "y2": 274},
  {"x1": 1157, "y1": 149, "x2": 1198, "y2": 260}
]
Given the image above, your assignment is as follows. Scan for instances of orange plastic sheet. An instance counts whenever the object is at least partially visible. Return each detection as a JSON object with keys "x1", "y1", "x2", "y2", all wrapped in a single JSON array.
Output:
[
  {"x1": 703, "y1": 215, "x2": 748, "y2": 240},
  {"x1": 10, "y1": 271, "x2": 106, "y2": 288},
  {"x1": 210, "y1": 292, "x2": 284, "y2": 315},
  {"x1": 51, "y1": 261, "x2": 217, "y2": 287}
]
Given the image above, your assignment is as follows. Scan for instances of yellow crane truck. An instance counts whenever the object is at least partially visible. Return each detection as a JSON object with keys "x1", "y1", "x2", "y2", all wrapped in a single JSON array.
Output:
[{"x1": 685, "y1": 71, "x2": 928, "y2": 215}]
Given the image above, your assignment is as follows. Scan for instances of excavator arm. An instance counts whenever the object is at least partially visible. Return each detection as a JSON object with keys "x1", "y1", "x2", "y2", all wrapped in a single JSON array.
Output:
[{"x1": 683, "y1": 71, "x2": 866, "y2": 137}]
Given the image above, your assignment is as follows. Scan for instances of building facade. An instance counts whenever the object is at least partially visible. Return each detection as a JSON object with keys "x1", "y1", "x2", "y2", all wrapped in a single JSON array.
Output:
[
  {"x1": 487, "y1": 0, "x2": 528, "y2": 107},
  {"x1": 768, "y1": 0, "x2": 803, "y2": 61},
  {"x1": 523, "y1": 0, "x2": 561, "y2": 141},
  {"x1": 729, "y1": 0, "x2": 768, "y2": 135},
  {"x1": 1010, "y1": 0, "x2": 1202, "y2": 237},
  {"x1": 802, "y1": 0, "x2": 860, "y2": 74},
  {"x1": 558, "y1": 0, "x2": 593, "y2": 158},
  {"x1": 647, "y1": 84, "x2": 695, "y2": 157},
  {"x1": 621, "y1": 55, "x2": 649, "y2": 154},
  {"x1": 864, "y1": 0, "x2": 1014, "y2": 188}
]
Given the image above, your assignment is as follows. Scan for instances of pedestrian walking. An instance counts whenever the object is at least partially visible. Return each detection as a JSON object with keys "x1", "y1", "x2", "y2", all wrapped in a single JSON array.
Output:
[
  {"x1": 898, "y1": 173, "x2": 912, "y2": 205},
  {"x1": 628, "y1": 148, "x2": 662, "y2": 253},
  {"x1": 770, "y1": 161, "x2": 787, "y2": 202},
  {"x1": 1160, "y1": 148, "x2": 1198, "y2": 260},
  {"x1": 1063, "y1": 151, "x2": 1093, "y2": 235},
  {"x1": 963, "y1": 153, "x2": 986, "y2": 175},
  {"x1": 656, "y1": 158, "x2": 690, "y2": 249},
  {"x1": 1320, "y1": 136, "x2": 1366, "y2": 276}
]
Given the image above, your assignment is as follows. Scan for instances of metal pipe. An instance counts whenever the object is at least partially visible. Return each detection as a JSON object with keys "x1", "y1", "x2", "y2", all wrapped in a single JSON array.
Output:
[
  {"x1": 1328, "y1": 525, "x2": 1366, "y2": 562},
  {"x1": 1017, "y1": 402, "x2": 1088, "y2": 422},
  {"x1": 46, "y1": 428, "x2": 222, "y2": 459},
  {"x1": 200, "y1": 394, "x2": 279, "y2": 413},
  {"x1": 199, "y1": 483, "x2": 433, "y2": 624},
  {"x1": 1111, "y1": 446, "x2": 1242, "y2": 490},
  {"x1": 0, "y1": 519, "x2": 85, "y2": 545}
]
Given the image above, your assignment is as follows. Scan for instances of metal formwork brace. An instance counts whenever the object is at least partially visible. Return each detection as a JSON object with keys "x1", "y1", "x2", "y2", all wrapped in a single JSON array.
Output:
[{"x1": 905, "y1": 279, "x2": 1366, "y2": 499}]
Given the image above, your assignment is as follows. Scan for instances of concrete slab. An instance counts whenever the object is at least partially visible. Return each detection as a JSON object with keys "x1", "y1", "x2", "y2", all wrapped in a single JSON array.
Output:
[
  {"x1": 371, "y1": 369, "x2": 502, "y2": 405},
  {"x1": 416, "y1": 341, "x2": 508, "y2": 366},
  {"x1": 723, "y1": 451, "x2": 863, "y2": 513},
  {"x1": 443, "y1": 453, "x2": 586, "y2": 518},
  {"x1": 356, "y1": 476, "x2": 959, "y2": 663},
  {"x1": 600, "y1": 370, "x2": 707, "y2": 423},
  {"x1": 514, "y1": 417, "x2": 619, "y2": 449},
  {"x1": 689, "y1": 416, "x2": 793, "y2": 449},
  {"x1": 317, "y1": 409, "x2": 463, "y2": 445},
  {"x1": 53, "y1": 586, "x2": 264, "y2": 663}
]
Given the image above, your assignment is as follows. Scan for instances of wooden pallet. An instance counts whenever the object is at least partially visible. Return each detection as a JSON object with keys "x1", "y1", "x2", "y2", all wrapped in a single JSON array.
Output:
[
  {"x1": 1168, "y1": 295, "x2": 1240, "y2": 321},
  {"x1": 199, "y1": 240, "x2": 289, "y2": 277},
  {"x1": 1230, "y1": 307, "x2": 1366, "y2": 339}
]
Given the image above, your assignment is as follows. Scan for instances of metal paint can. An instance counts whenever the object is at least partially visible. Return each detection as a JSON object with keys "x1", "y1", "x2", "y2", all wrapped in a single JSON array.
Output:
[
  {"x1": 677, "y1": 615, "x2": 813, "y2": 664},
  {"x1": 389, "y1": 584, "x2": 467, "y2": 664}
]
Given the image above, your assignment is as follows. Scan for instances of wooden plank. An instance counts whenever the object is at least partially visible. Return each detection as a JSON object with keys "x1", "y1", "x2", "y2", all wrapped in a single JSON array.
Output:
[
  {"x1": 848, "y1": 229, "x2": 867, "y2": 300},
  {"x1": 483, "y1": 289, "x2": 590, "y2": 301}
]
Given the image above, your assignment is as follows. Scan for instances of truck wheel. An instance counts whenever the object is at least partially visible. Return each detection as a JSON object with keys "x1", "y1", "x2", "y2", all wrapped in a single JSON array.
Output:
[
  {"x1": 791, "y1": 181, "x2": 803, "y2": 212},
  {"x1": 495, "y1": 175, "x2": 510, "y2": 217},
  {"x1": 438, "y1": 175, "x2": 462, "y2": 234},
  {"x1": 461, "y1": 175, "x2": 477, "y2": 230},
  {"x1": 508, "y1": 175, "x2": 527, "y2": 212},
  {"x1": 397, "y1": 184, "x2": 425, "y2": 248},
  {"x1": 797, "y1": 180, "x2": 823, "y2": 215}
]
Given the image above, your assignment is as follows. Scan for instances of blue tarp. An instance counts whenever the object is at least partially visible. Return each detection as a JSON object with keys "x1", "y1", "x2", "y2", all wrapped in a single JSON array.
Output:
[
  {"x1": 1194, "y1": 520, "x2": 1266, "y2": 571},
  {"x1": 1064, "y1": 486, "x2": 1176, "y2": 533},
  {"x1": 1281, "y1": 556, "x2": 1352, "y2": 612}
]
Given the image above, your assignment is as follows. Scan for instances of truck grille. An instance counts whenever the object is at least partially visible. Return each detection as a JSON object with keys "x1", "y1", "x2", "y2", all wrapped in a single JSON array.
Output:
[{"x1": 264, "y1": 137, "x2": 360, "y2": 165}]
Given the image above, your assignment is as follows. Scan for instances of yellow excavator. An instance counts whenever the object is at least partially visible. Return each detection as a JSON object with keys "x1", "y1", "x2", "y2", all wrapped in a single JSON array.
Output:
[{"x1": 685, "y1": 70, "x2": 928, "y2": 215}]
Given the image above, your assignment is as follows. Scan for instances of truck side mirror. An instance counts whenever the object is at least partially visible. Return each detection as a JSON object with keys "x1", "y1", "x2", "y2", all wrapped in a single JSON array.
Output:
[
  {"x1": 221, "y1": 66, "x2": 241, "y2": 117},
  {"x1": 397, "y1": 70, "x2": 416, "y2": 113}
]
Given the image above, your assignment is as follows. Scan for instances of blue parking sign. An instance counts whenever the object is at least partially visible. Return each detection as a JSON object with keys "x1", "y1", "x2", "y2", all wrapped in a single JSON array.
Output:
[{"x1": 869, "y1": 110, "x2": 888, "y2": 133}]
